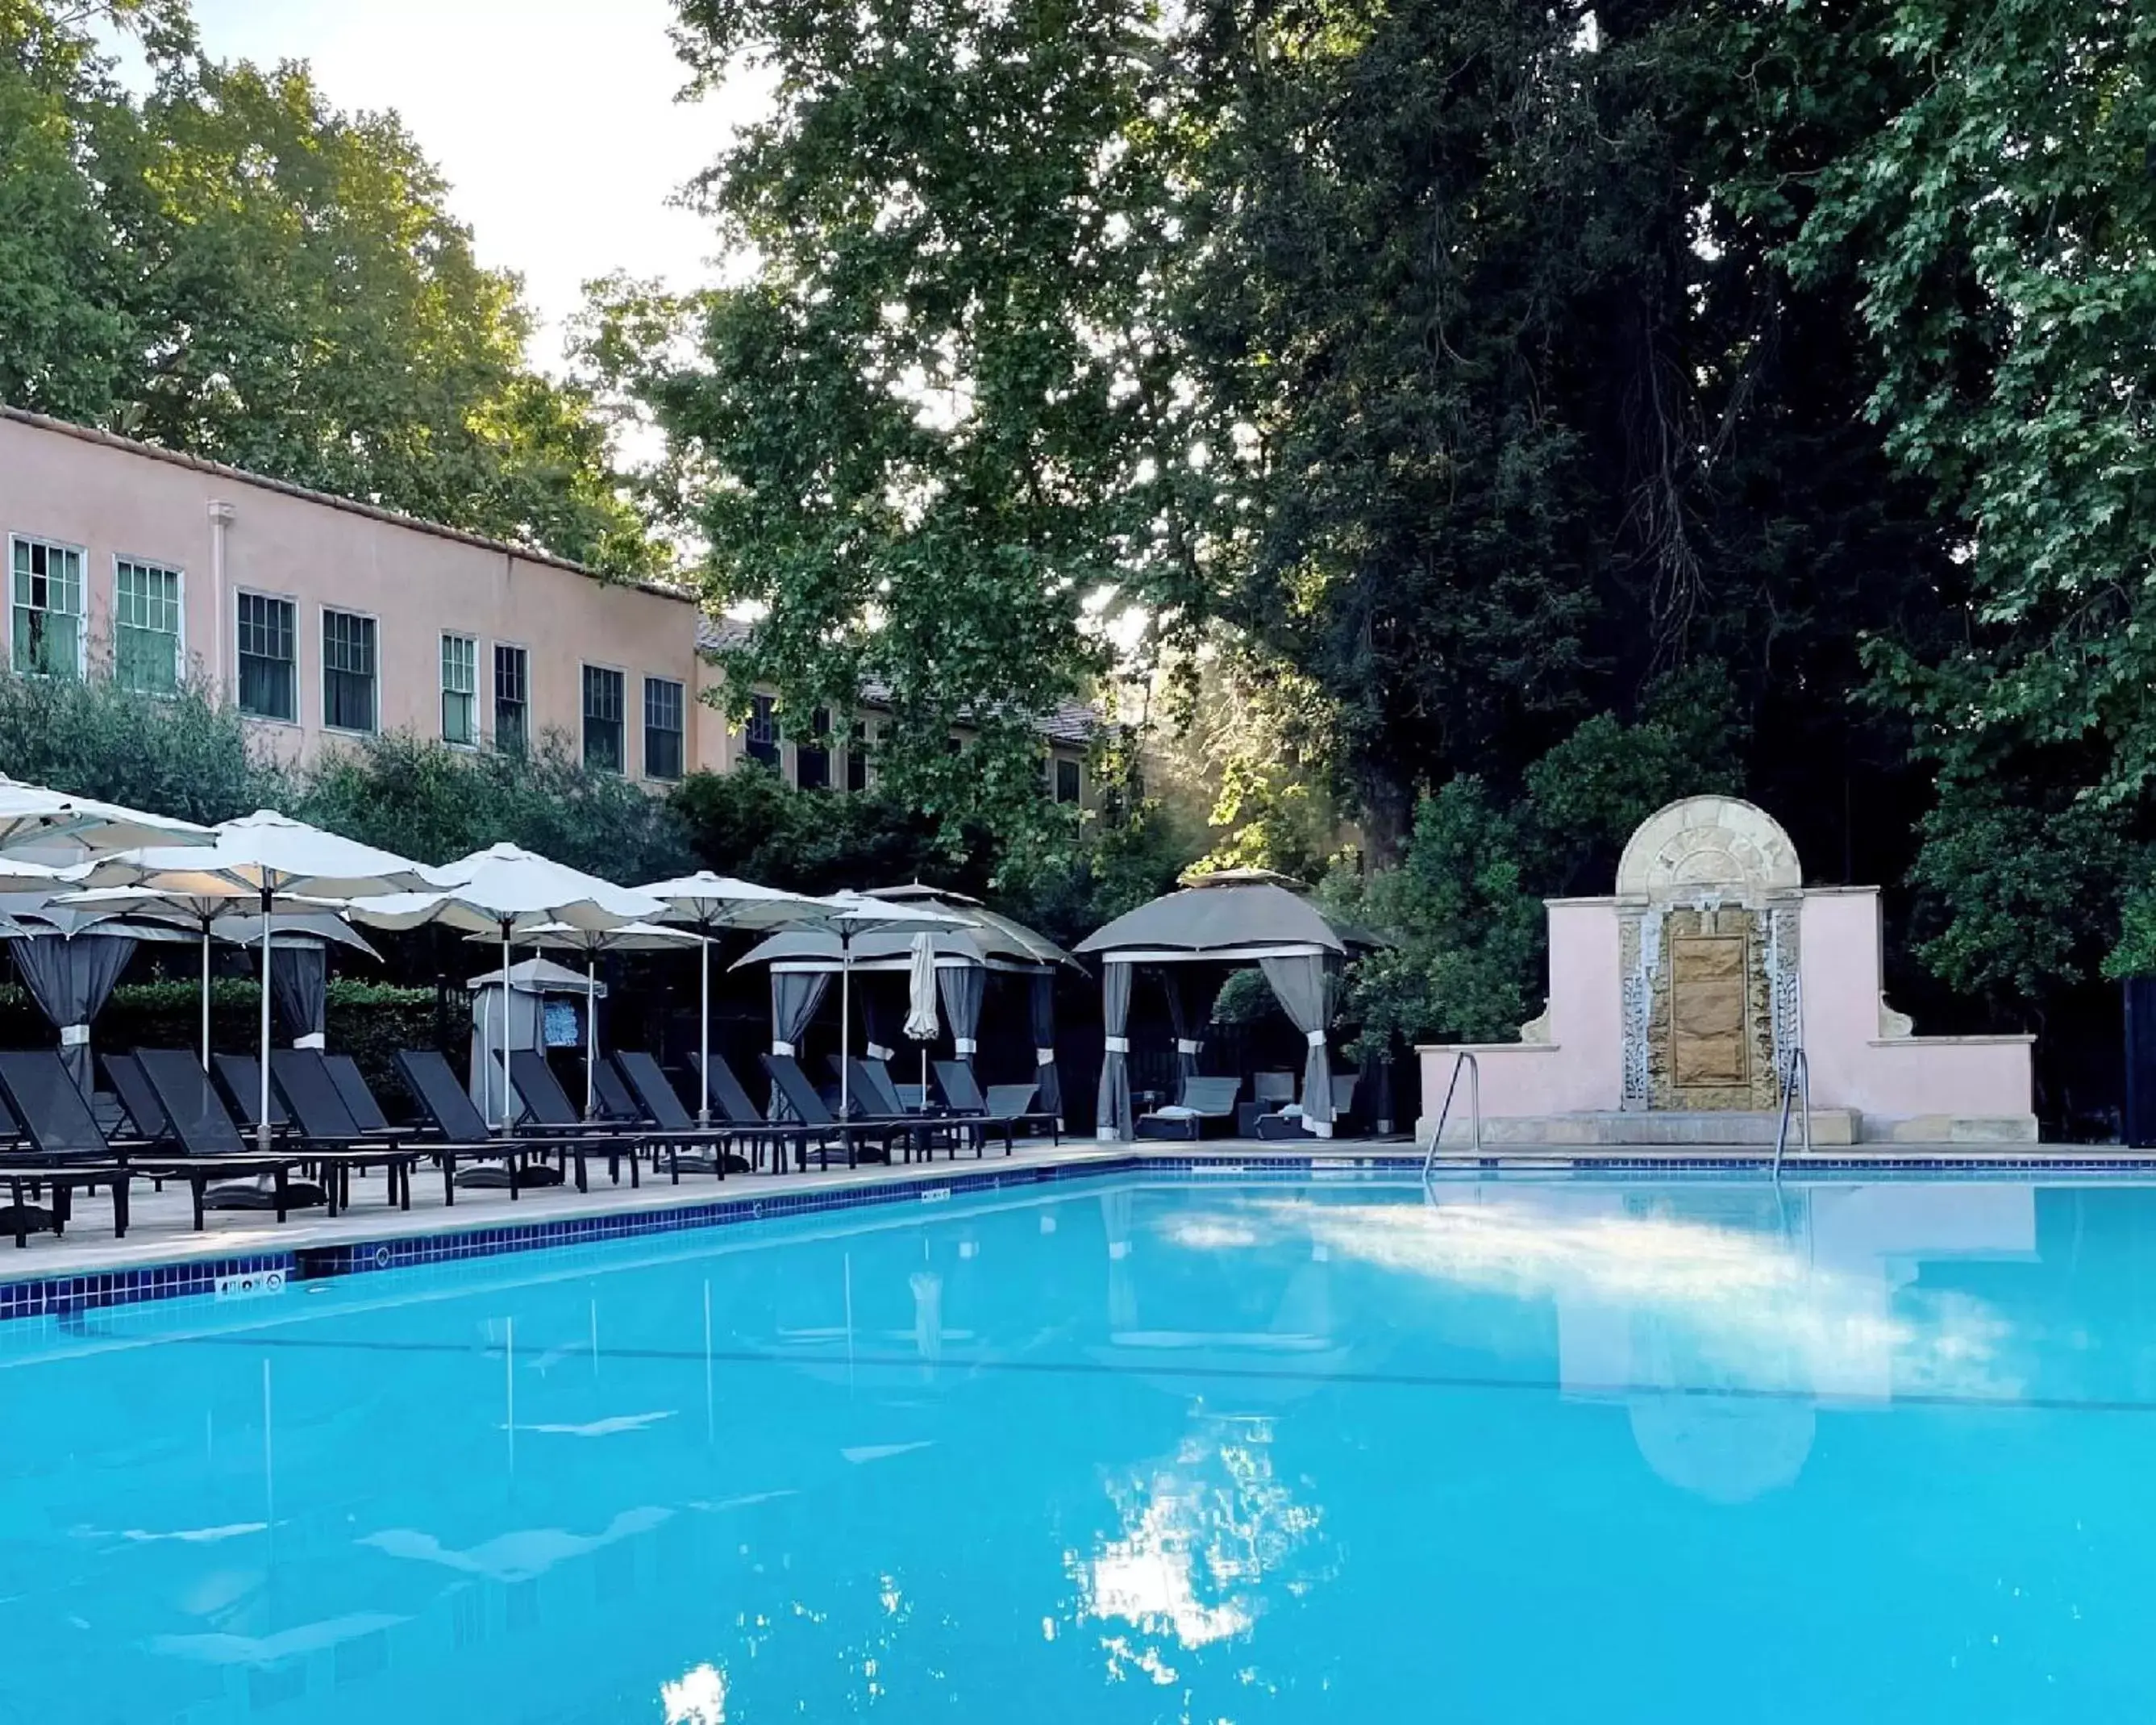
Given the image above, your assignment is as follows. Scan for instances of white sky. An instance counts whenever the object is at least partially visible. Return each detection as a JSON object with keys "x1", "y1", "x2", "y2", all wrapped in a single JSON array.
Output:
[{"x1": 122, "y1": 0, "x2": 767, "y2": 371}]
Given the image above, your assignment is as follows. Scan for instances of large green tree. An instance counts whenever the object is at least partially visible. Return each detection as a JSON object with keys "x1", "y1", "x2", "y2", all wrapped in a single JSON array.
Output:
[
  {"x1": 0, "y1": 0, "x2": 653, "y2": 573},
  {"x1": 593, "y1": 0, "x2": 1194, "y2": 848},
  {"x1": 1782, "y1": 0, "x2": 2156, "y2": 1012}
]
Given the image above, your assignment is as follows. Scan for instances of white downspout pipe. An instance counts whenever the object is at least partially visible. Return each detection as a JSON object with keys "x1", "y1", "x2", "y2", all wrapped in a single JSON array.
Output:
[{"x1": 209, "y1": 500, "x2": 235, "y2": 698}]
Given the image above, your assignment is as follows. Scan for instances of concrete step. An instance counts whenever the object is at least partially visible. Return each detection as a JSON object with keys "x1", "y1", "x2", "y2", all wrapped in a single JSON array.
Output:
[{"x1": 1427, "y1": 1109, "x2": 1858, "y2": 1148}]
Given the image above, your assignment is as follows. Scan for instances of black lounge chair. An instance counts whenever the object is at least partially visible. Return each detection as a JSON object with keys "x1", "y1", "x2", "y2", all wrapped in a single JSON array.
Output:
[
  {"x1": 1134, "y1": 1075, "x2": 1242, "y2": 1140},
  {"x1": 104, "y1": 1052, "x2": 174, "y2": 1147},
  {"x1": 0, "y1": 1052, "x2": 131, "y2": 1246},
  {"x1": 499, "y1": 1052, "x2": 641, "y2": 1187},
  {"x1": 687, "y1": 1051, "x2": 827, "y2": 1173},
  {"x1": 203, "y1": 1052, "x2": 420, "y2": 1211},
  {"x1": 211, "y1": 1052, "x2": 290, "y2": 1130},
  {"x1": 932, "y1": 1060, "x2": 1059, "y2": 1154},
  {"x1": 610, "y1": 1052, "x2": 778, "y2": 1178},
  {"x1": 393, "y1": 1048, "x2": 626, "y2": 1200},
  {"x1": 760, "y1": 1053, "x2": 919, "y2": 1170},
  {"x1": 269, "y1": 1050, "x2": 421, "y2": 1209},
  {"x1": 323, "y1": 1054, "x2": 393, "y2": 1133},
  {"x1": 847, "y1": 1058, "x2": 977, "y2": 1157},
  {"x1": 590, "y1": 1056, "x2": 642, "y2": 1123},
  {"x1": 132, "y1": 1050, "x2": 324, "y2": 1223}
]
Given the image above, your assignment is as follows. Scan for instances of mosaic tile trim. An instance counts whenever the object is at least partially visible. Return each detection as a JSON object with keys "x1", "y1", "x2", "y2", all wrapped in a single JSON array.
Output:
[
  {"x1": 0, "y1": 1252, "x2": 294, "y2": 1324},
  {"x1": 0, "y1": 1160, "x2": 1138, "y2": 1324},
  {"x1": 6, "y1": 1146, "x2": 2156, "y2": 1326}
]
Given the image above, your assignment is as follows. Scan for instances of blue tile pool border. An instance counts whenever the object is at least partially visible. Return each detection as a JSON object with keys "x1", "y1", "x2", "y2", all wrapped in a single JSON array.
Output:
[{"x1": 7, "y1": 1146, "x2": 2156, "y2": 1325}]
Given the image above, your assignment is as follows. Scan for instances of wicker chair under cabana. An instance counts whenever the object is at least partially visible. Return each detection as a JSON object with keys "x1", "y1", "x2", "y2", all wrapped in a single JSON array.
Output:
[{"x1": 1076, "y1": 869, "x2": 1385, "y2": 1143}]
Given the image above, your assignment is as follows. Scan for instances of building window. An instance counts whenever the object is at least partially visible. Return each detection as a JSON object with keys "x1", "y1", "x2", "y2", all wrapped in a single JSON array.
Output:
[
  {"x1": 10, "y1": 535, "x2": 84, "y2": 677},
  {"x1": 745, "y1": 693, "x2": 779, "y2": 767},
  {"x1": 847, "y1": 720, "x2": 870, "y2": 792},
  {"x1": 441, "y1": 633, "x2": 477, "y2": 746},
  {"x1": 797, "y1": 706, "x2": 831, "y2": 790},
  {"x1": 1055, "y1": 757, "x2": 1083, "y2": 804},
  {"x1": 643, "y1": 676, "x2": 685, "y2": 781},
  {"x1": 114, "y1": 559, "x2": 183, "y2": 694},
  {"x1": 235, "y1": 592, "x2": 297, "y2": 721},
  {"x1": 583, "y1": 665, "x2": 625, "y2": 772},
  {"x1": 493, "y1": 643, "x2": 528, "y2": 753},
  {"x1": 322, "y1": 609, "x2": 377, "y2": 733}
]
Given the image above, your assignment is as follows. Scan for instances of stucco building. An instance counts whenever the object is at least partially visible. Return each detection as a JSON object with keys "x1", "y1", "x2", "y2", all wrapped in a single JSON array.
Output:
[{"x1": 1, "y1": 407, "x2": 1096, "y2": 798}]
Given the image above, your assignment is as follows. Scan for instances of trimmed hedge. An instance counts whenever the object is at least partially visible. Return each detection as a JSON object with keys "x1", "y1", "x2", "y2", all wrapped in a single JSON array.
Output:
[{"x1": 0, "y1": 978, "x2": 443, "y2": 1102}]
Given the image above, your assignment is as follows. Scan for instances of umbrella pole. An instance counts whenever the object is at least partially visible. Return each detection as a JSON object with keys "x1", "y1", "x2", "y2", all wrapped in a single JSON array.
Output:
[
  {"x1": 256, "y1": 888, "x2": 273, "y2": 1153},
  {"x1": 697, "y1": 932, "x2": 711, "y2": 1124},
  {"x1": 200, "y1": 919, "x2": 212, "y2": 1068},
  {"x1": 840, "y1": 931, "x2": 852, "y2": 1123},
  {"x1": 585, "y1": 952, "x2": 598, "y2": 1119},
  {"x1": 499, "y1": 927, "x2": 513, "y2": 1132}
]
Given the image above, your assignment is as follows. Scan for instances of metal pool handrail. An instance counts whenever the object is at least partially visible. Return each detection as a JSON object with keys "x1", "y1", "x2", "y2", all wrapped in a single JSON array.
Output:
[
  {"x1": 1421, "y1": 1052, "x2": 1482, "y2": 1180},
  {"x1": 1771, "y1": 1046, "x2": 1812, "y2": 1183}
]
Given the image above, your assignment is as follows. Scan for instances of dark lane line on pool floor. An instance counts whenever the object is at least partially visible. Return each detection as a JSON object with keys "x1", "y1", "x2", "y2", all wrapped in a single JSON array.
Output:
[{"x1": 133, "y1": 1330, "x2": 2151, "y2": 1415}]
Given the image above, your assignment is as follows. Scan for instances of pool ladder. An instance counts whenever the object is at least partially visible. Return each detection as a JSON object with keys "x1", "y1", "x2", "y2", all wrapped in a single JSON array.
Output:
[
  {"x1": 1420, "y1": 1052, "x2": 1482, "y2": 1181},
  {"x1": 1770, "y1": 1046, "x2": 1812, "y2": 1183}
]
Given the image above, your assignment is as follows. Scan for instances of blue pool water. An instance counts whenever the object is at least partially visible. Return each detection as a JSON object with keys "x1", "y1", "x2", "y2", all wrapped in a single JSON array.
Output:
[{"x1": 5, "y1": 1172, "x2": 2156, "y2": 1723}]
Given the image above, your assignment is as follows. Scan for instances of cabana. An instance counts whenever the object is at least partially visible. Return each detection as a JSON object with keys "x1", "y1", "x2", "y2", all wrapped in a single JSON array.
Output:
[
  {"x1": 1076, "y1": 869, "x2": 1381, "y2": 1140},
  {"x1": 467, "y1": 957, "x2": 603, "y2": 1127},
  {"x1": 732, "y1": 890, "x2": 1076, "y2": 1118}
]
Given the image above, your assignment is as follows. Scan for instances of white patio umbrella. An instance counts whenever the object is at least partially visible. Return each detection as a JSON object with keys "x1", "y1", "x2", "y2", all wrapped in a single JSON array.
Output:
[
  {"x1": 346, "y1": 844, "x2": 664, "y2": 1127},
  {"x1": 53, "y1": 885, "x2": 381, "y2": 1063},
  {"x1": 74, "y1": 810, "x2": 435, "y2": 1148},
  {"x1": 465, "y1": 919, "x2": 698, "y2": 1116},
  {"x1": 0, "y1": 856, "x2": 94, "y2": 895},
  {"x1": 0, "y1": 775, "x2": 214, "y2": 857},
  {"x1": 635, "y1": 873, "x2": 832, "y2": 1123}
]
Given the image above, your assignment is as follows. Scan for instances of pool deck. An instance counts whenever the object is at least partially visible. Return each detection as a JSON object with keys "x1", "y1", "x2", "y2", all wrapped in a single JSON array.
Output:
[{"x1": 4, "y1": 1133, "x2": 2155, "y2": 1285}]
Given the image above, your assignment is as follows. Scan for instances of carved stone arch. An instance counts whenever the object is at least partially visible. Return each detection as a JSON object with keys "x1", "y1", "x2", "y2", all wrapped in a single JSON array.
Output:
[{"x1": 1616, "y1": 796, "x2": 1802, "y2": 904}]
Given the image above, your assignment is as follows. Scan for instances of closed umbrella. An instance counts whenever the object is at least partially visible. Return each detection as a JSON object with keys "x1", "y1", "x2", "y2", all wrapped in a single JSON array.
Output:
[
  {"x1": 635, "y1": 873, "x2": 832, "y2": 1123},
  {"x1": 904, "y1": 931, "x2": 939, "y2": 1100},
  {"x1": 347, "y1": 844, "x2": 663, "y2": 1128},
  {"x1": 74, "y1": 810, "x2": 433, "y2": 1148},
  {"x1": 468, "y1": 919, "x2": 698, "y2": 1116}
]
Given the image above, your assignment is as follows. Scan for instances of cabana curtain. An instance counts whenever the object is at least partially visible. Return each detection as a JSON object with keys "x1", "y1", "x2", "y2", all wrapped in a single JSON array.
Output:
[
  {"x1": 937, "y1": 965, "x2": 985, "y2": 1069},
  {"x1": 10, "y1": 931, "x2": 135, "y2": 1091},
  {"x1": 860, "y1": 984, "x2": 899, "y2": 1063},
  {"x1": 1096, "y1": 960, "x2": 1132, "y2": 1140},
  {"x1": 1259, "y1": 955, "x2": 1337, "y2": 1135},
  {"x1": 270, "y1": 938, "x2": 328, "y2": 1049},
  {"x1": 1163, "y1": 969, "x2": 1204, "y2": 1088},
  {"x1": 770, "y1": 969, "x2": 830, "y2": 1119},
  {"x1": 1029, "y1": 967, "x2": 1062, "y2": 1121}
]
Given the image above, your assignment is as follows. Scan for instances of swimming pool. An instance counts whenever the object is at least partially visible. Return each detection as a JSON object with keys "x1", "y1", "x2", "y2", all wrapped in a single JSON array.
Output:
[{"x1": 3, "y1": 1171, "x2": 2151, "y2": 1722}]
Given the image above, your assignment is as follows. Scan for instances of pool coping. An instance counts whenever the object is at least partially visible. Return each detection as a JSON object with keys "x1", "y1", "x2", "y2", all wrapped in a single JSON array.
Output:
[{"x1": 7, "y1": 1143, "x2": 2156, "y2": 1324}]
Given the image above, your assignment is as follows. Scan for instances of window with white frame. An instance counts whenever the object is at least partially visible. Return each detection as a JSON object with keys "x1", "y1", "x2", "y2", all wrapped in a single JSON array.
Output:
[
  {"x1": 643, "y1": 676, "x2": 685, "y2": 781},
  {"x1": 322, "y1": 608, "x2": 377, "y2": 733},
  {"x1": 114, "y1": 559, "x2": 183, "y2": 694},
  {"x1": 493, "y1": 643, "x2": 528, "y2": 753},
  {"x1": 441, "y1": 633, "x2": 477, "y2": 746},
  {"x1": 583, "y1": 665, "x2": 625, "y2": 772},
  {"x1": 235, "y1": 592, "x2": 297, "y2": 720},
  {"x1": 10, "y1": 535, "x2": 84, "y2": 677}
]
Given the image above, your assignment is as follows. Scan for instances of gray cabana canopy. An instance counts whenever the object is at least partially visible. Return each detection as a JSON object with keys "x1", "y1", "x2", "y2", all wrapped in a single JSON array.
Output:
[
  {"x1": 1076, "y1": 870, "x2": 1382, "y2": 1141},
  {"x1": 733, "y1": 888, "x2": 1078, "y2": 1118}
]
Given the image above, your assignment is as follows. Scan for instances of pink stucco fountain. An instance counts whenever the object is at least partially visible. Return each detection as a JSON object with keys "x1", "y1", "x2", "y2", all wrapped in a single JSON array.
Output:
[{"x1": 1416, "y1": 796, "x2": 2036, "y2": 1146}]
